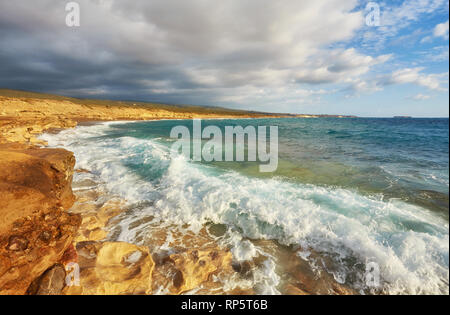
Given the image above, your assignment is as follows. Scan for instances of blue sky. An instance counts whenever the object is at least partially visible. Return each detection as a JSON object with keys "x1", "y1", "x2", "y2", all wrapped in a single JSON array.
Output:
[
  {"x1": 330, "y1": 0, "x2": 449, "y2": 117},
  {"x1": 0, "y1": 0, "x2": 448, "y2": 117}
]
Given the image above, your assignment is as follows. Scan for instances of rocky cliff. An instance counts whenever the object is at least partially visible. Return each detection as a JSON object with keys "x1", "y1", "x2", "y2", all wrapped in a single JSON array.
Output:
[{"x1": 0, "y1": 143, "x2": 81, "y2": 295}]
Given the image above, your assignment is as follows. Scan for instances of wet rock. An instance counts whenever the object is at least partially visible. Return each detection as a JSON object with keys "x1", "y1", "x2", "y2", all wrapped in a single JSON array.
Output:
[
  {"x1": 207, "y1": 223, "x2": 227, "y2": 237},
  {"x1": 232, "y1": 261, "x2": 254, "y2": 280},
  {"x1": 148, "y1": 227, "x2": 248, "y2": 295},
  {"x1": 173, "y1": 270, "x2": 184, "y2": 288},
  {"x1": 70, "y1": 199, "x2": 125, "y2": 243},
  {"x1": 284, "y1": 284, "x2": 309, "y2": 295},
  {"x1": 251, "y1": 239, "x2": 357, "y2": 295}
]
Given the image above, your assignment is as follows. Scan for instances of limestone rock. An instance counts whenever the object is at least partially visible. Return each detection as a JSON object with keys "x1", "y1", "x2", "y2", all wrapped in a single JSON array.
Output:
[
  {"x1": 159, "y1": 248, "x2": 233, "y2": 295},
  {"x1": 63, "y1": 241, "x2": 155, "y2": 295},
  {"x1": 0, "y1": 144, "x2": 80, "y2": 295}
]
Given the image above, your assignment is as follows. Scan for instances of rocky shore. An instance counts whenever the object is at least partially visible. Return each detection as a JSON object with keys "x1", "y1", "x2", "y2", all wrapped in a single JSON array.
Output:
[
  {"x1": 0, "y1": 143, "x2": 80, "y2": 294},
  {"x1": 0, "y1": 90, "x2": 355, "y2": 295},
  {"x1": 0, "y1": 91, "x2": 279, "y2": 295}
]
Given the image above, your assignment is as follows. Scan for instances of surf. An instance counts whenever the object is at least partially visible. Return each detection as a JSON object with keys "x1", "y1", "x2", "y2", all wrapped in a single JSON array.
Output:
[{"x1": 40, "y1": 119, "x2": 449, "y2": 295}]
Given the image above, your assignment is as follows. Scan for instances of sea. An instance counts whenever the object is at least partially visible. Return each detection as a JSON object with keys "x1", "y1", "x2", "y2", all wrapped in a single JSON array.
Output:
[{"x1": 41, "y1": 117, "x2": 449, "y2": 295}]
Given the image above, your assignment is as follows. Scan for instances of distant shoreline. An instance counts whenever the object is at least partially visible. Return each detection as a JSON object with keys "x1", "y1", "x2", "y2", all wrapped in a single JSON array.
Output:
[{"x1": 0, "y1": 88, "x2": 358, "y2": 119}]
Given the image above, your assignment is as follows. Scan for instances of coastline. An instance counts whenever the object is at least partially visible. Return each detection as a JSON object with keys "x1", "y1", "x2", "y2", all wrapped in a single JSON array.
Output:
[
  {"x1": 59, "y1": 118, "x2": 448, "y2": 295},
  {"x1": 0, "y1": 93, "x2": 370, "y2": 295},
  {"x1": 58, "y1": 124, "x2": 355, "y2": 295},
  {"x1": 0, "y1": 92, "x2": 270, "y2": 295},
  {"x1": 0, "y1": 92, "x2": 360, "y2": 295},
  {"x1": 6, "y1": 94, "x2": 448, "y2": 295},
  {"x1": 0, "y1": 94, "x2": 243, "y2": 294},
  {"x1": 0, "y1": 93, "x2": 297, "y2": 295}
]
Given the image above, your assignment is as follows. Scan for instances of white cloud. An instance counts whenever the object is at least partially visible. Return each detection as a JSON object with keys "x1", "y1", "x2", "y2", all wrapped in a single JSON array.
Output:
[
  {"x1": 433, "y1": 20, "x2": 449, "y2": 39},
  {"x1": 418, "y1": 45, "x2": 450, "y2": 62},
  {"x1": 384, "y1": 68, "x2": 448, "y2": 91},
  {"x1": 295, "y1": 48, "x2": 391, "y2": 85},
  {"x1": 411, "y1": 93, "x2": 431, "y2": 100},
  {"x1": 349, "y1": 79, "x2": 384, "y2": 93}
]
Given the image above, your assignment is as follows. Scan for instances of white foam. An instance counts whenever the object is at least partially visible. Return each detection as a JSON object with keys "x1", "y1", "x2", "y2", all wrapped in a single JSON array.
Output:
[{"x1": 231, "y1": 237, "x2": 259, "y2": 262}]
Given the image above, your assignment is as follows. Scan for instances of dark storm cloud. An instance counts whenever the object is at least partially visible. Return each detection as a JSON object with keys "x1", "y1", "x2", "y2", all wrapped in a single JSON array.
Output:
[{"x1": 0, "y1": 0, "x2": 400, "y2": 112}]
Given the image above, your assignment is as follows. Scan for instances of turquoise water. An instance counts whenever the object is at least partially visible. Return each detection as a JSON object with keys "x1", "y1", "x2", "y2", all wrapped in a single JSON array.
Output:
[
  {"x1": 110, "y1": 118, "x2": 449, "y2": 215},
  {"x1": 42, "y1": 118, "x2": 449, "y2": 294}
]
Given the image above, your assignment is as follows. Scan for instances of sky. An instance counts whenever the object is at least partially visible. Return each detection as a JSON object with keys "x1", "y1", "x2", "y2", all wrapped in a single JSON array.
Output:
[{"x1": 0, "y1": 0, "x2": 448, "y2": 117}]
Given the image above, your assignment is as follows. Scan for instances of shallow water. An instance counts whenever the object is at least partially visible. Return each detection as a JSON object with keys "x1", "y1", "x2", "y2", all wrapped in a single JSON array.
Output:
[{"x1": 41, "y1": 118, "x2": 449, "y2": 295}]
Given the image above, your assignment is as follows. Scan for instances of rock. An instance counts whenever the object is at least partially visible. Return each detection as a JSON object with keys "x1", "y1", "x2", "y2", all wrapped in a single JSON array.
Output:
[
  {"x1": 143, "y1": 227, "x2": 245, "y2": 295},
  {"x1": 27, "y1": 264, "x2": 67, "y2": 295},
  {"x1": 232, "y1": 261, "x2": 254, "y2": 279},
  {"x1": 163, "y1": 248, "x2": 233, "y2": 294},
  {"x1": 251, "y1": 239, "x2": 357, "y2": 295},
  {"x1": 7, "y1": 235, "x2": 29, "y2": 251},
  {"x1": 0, "y1": 144, "x2": 80, "y2": 295},
  {"x1": 39, "y1": 231, "x2": 52, "y2": 243},
  {"x1": 284, "y1": 284, "x2": 309, "y2": 295},
  {"x1": 70, "y1": 199, "x2": 125, "y2": 243},
  {"x1": 59, "y1": 244, "x2": 78, "y2": 266},
  {"x1": 63, "y1": 241, "x2": 155, "y2": 295}
]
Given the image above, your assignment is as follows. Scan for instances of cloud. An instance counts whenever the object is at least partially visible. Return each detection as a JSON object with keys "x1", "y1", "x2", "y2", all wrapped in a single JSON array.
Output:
[
  {"x1": 411, "y1": 93, "x2": 432, "y2": 100},
  {"x1": 383, "y1": 68, "x2": 448, "y2": 91},
  {"x1": 294, "y1": 48, "x2": 391, "y2": 85},
  {"x1": 417, "y1": 45, "x2": 450, "y2": 62},
  {"x1": 433, "y1": 20, "x2": 449, "y2": 39},
  {"x1": 0, "y1": 0, "x2": 447, "y2": 113},
  {"x1": 421, "y1": 20, "x2": 449, "y2": 42},
  {"x1": 0, "y1": 0, "x2": 370, "y2": 109}
]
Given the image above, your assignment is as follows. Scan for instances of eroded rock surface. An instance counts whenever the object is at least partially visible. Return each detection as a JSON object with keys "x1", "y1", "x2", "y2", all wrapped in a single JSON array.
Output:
[
  {"x1": 0, "y1": 144, "x2": 81, "y2": 295},
  {"x1": 160, "y1": 248, "x2": 234, "y2": 295},
  {"x1": 63, "y1": 241, "x2": 155, "y2": 295}
]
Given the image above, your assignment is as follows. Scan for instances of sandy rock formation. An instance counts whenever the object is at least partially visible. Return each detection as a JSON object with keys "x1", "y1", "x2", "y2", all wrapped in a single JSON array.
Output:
[
  {"x1": 0, "y1": 116, "x2": 77, "y2": 145},
  {"x1": 0, "y1": 144, "x2": 81, "y2": 295},
  {"x1": 169, "y1": 248, "x2": 234, "y2": 294},
  {"x1": 63, "y1": 241, "x2": 154, "y2": 295},
  {"x1": 70, "y1": 198, "x2": 125, "y2": 243}
]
